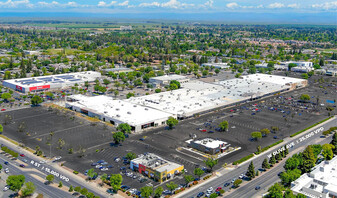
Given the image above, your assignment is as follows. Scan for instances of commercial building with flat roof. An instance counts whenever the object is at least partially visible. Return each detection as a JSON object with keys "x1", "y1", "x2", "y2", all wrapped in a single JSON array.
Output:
[
  {"x1": 3, "y1": 71, "x2": 101, "y2": 93},
  {"x1": 189, "y1": 138, "x2": 230, "y2": 155},
  {"x1": 130, "y1": 153, "x2": 184, "y2": 183},
  {"x1": 291, "y1": 156, "x2": 337, "y2": 198},
  {"x1": 149, "y1": 74, "x2": 189, "y2": 87},
  {"x1": 201, "y1": 63, "x2": 230, "y2": 69},
  {"x1": 101, "y1": 67, "x2": 133, "y2": 74},
  {"x1": 65, "y1": 95, "x2": 173, "y2": 132}
]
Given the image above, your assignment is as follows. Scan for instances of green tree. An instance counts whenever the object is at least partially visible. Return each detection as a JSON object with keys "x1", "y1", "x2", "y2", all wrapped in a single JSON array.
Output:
[
  {"x1": 126, "y1": 92, "x2": 135, "y2": 99},
  {"x1": 301, "y1": 73, "x2": 308, "y2": 79},
  {"x1": 155, "y1": 88, "x2": 161, "y2": 93},
  {"x1": 260, "y1": 128, "x2": 270, "y2": 136},
  {"x1": 103, "y1": 79, "x2": 111, "y2": 86},
  {"x1": 154, "y1": 186, "x2": 164, "y2": 198},
  {"x1": 283, "y1": 189, "x2": 296, "y2": 198},
  {"x1": 140, "y1": 186, "x2": 153, "y2": 198},
  {"x1": 74, "y1": 186, "x2": 81, "y2": 193},
  {"x1": 209, "y1": 193, "x2": 218, "y2": 198},
  {"x1": 21, "y1": 182, "x2": 36, "y2": 197},
  {"x1": 301, "y1": 145, "x2": 316, "y2": 173},
  {"x1": 280, "y1": 169, "x2": 301, "y2": 187},
  {"x1": 246, "y1": 161, "x2": 255, "y2": 180},
  {"x1": 331, "y1": 132, "x2": 337, "y2": 154},
  {"x1": 46, "y1": 174, "x2": 54, "y2": 183},
  {"x1": 166, "y1": 116, "x2": 178, "y2": 129},
  {"x1": 194, "y1": 168, "x2": 204, "y2": 178},
  {"x1": 322, "y1": 144, "x2": 335, "y2": 160},
  {"x1": 125, "y1": 152, "x2": 137, "y2": 161},
  {"x1": 0, "y1": 124, "x2": 3, "y2": 134},
  {"x1": 86, "y1": 192, "x2": 95, "y2": 198},
  {"x1": 204, "y1": 157, "x2": 218, "y2": 171},
  {"x1": 284, "y1": 157, "x2": 300, "y2": 170},
  {"x1": 184, "y1": 175, "x2": 194, "y2": 185},
  {"x1": 58, "y1": 181, "x2": 63, "y2": 188},
  {"x1": 233, "y1": 179, "x2": 242, "y2": 188},
  {"x1": 267, "y1": 183, "x2": 284, "y2": 198},
  {"x1": 166, "y1": 181, "x2": 178, "y2": 192},
  {"x1": 6, "y1": 175, "x2": 25, "y2": 192},
  {"x1": 296, "y1": 194, "x2": 307, "y2": 198},
  {"x1": 117, "y1": 123, "x2": 132, "y2": 134},
  {"x1": 110, "y1": 174, "x2": 123, "y2": 192},
  {"x1": 113, "y1": 132, "x2": 125, "y2": 144},
  {"x1": 262, "y1": 158, "x2": 270, "y2": 170},
  {"x1": 69, "y1": 185, "x2": 74, "y2": 192},
  {"x1": 1, "y1": 93, "x2": 11, "y2": 101},
  {"x1": 251, "y1": 132, "x2": 262, "y2": 140},
  {"x1": 169, "y1": 80, "x2": 181, "y2": 89},
  {"x1": 31, "y1": 95, "x2": 43, "y2": 106},
  {"x1": 219, "y1": 120, "x2": 229, "y2": 131},
  {"x1": 299, "y1": 94, "x2": 310, "y2": 102},
  {"x1": 87, "y1": 168, "x2": 97, "y2": 179},
  {"x1": 269, "y1": 155, "x2": 276, "y2": 166},
  {"x1": 80, "y1": 188, "x2": 88, "y2": 196}
]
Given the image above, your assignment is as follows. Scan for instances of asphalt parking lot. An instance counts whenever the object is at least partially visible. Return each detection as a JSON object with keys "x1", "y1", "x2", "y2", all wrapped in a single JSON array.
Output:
[{"x1": 0, "y1": 74, "x2": 336, "y2": 192}]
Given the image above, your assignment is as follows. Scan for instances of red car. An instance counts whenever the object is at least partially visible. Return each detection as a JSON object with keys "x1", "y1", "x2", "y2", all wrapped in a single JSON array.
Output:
[
  {"x1": 216, "y1": 187, "x2": 222, "y2": 192},
  {"x1": 20, "y1": 154, "x2": 25, "y2": 157},
  {"x1": 1, "y1": 109, "x2": 6, "y2": 111},
  {"x1": 200, "y1": 129, "x2": 207, "y2": 132}
]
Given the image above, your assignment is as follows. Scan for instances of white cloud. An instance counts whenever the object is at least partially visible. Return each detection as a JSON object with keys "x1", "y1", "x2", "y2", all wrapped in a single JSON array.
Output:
[
  {"x1": 312, "y1": 1, "x2": 337, "y2": 10},
  {"x1": 267, "y1": 3, "x2": 285, "y2": 8},
  {"x1": 118, "y1": 0, "x2": 128, "y2": 6},
  {"x1": 98, "y1": 1, "x2": 116, "y2": 7},
  {"x1": 139, "y1": 2, "x2": 160, "y2": 7},
  {"x1": 0, "y1": 0, "x2": 33, "y2": 8},
  {"x1": 38, "y1": 1, "x2": 84, "y2": 8},
  {"x1": 226, "y1": 2, "x2": 239, "y2": 9},
  {"x1": 204, "y1": 0, "x2": 213, "y2": 7},
  {"x1": 287, "y1": 3, "x2": 299, "y2": 8}
]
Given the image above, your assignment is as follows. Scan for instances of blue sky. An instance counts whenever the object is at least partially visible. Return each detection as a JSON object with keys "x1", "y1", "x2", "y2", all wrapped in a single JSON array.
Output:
[{"x1": 0, "y1": 0, "x2": 336, "y2": 13}]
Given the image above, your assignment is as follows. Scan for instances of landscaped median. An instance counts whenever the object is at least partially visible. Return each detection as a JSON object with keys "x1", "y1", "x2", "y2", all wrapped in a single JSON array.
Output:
[
  {"x1": 232, "y1": 154, "x2": 254, "y2": 165},
  {"x1": 290, "y1": 116, "x2": 333, "y2": 137}
]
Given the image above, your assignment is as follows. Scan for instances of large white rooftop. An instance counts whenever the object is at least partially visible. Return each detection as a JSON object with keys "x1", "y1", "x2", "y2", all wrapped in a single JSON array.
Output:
[
  {"x1": 3, "y1": 71, "x2": 100, "y2": 88},
  {"x1": 68, "y1": 95, "x2": 173, "y2": 126},
  {"x1": 291, "y1": 156, "x2": 337, "y2": 198},
  {"x1": 150, "y1": 74, "x2": 188, "y2": 81},
  {"x1": 127, "y1": 74, "x2": 304, "y2": 117}
]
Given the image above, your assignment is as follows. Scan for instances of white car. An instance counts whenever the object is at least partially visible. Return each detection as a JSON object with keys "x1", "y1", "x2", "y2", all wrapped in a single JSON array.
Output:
[
  {"x1": 207, "y1": 187, "x2": 213, "y2": 192},
  {"x1": 101, "y1": 168, "x2": 108, "y2": 171},
  {"x1": 5, "y1": 168, "x2": 9, "y2": 173},
  {"x1": 39, "y1": 160, "x2": 46, "y2": 164},
  {"x1": 55, "y1": 156, "x2": 62, "y2": 160},
  {"x1": 3, "y1": 186, "x2": 9, "y2": 191}
]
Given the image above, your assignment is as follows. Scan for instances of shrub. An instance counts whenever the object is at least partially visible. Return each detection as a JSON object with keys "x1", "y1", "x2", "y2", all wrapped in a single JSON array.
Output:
[
  {"x1": 73, "y1": 171, "x2": 79, "y2": 174},
  {"x1": 233, "y1": 154, "x2": 254, "y2": 165}
]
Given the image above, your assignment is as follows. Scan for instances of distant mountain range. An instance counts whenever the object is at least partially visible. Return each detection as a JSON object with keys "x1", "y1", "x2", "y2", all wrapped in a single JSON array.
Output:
[{"x1": 0, "y1": 12, "x2": 335, "y2": 24}]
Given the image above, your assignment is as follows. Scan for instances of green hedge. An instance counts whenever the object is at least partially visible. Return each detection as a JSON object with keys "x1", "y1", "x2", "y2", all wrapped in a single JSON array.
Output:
[
  {"x1": 1, "y1": 146, "x2": 19, "y2": 158},
  {"x1": 233, "y1": 154, "x2": 254, "y2": 165},
  {"x1": 255, "y1": 140, "x2": 284, "y2": 155},
  {"x1": 290, "y1": 117, "x2": 333, "y2": 137}
]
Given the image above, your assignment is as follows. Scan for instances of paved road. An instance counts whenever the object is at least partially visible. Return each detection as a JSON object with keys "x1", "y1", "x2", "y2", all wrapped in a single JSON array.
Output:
[
  {"x1": 226, "y1": 134, "x2": 332, "y2": 198},
  {"x1": 0, "y1": 154, "x2": 70, "y2": 198},
  {"x1": 177, "y1": 116, "x2": 337, "y2": 198},
  {"x1": 0, "y1": 139, "x2": 112, "y2": 198}
]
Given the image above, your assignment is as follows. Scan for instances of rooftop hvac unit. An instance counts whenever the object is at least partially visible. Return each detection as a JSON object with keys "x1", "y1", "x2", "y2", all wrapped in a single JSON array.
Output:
[
  {"x1": 116, "y1": 108, "x2": 119, "y2": 111},
  {"x1": 127, "y1": 112, "x2": 131, "y2": 114},
  {"x1": 145, "y1": 108, "x2": 148, "y2": 110},
  {"x1": 116, "y1": 114, "x2": 120, "y2": 117}
]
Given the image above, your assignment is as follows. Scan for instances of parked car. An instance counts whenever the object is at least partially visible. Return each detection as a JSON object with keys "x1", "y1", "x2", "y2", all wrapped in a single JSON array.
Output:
[
  {"x1": 196, "y1": 192, "x2": 204, "y2": 197},
  {"x1": 19, "y1": 164, "x2": 25, "y2": 168},
  {"x1": 255, "y1": 186, "x2": 261, "y2": 190},
  {"x1": 216, "y1": 187, "x2": 222, "y2": 192},
  {"x1": 224, "y1": 183, "x2": 230, "y2": 187},
  {"x1": 3, "y1": 185, "x2": 9, "y2": 191},
  {"x1": 20, "y1": 154, "x2": 25, "y2": 157},
  {"x1": 4, "y1": 161, "x2": 9, "y2": 165}
]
